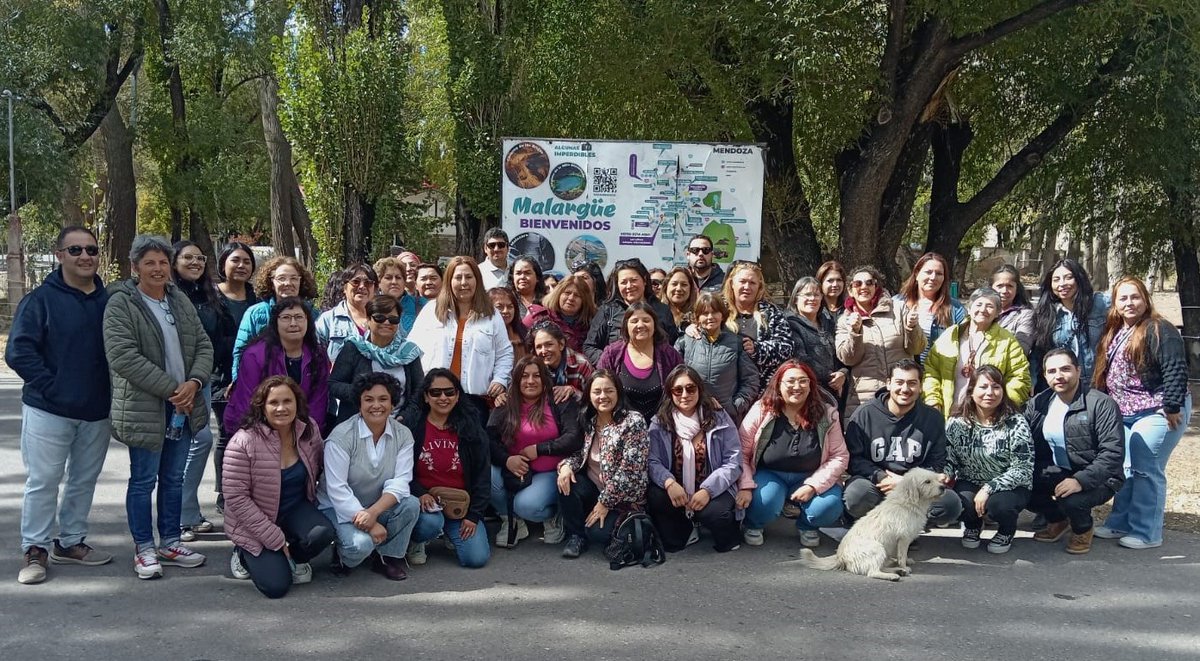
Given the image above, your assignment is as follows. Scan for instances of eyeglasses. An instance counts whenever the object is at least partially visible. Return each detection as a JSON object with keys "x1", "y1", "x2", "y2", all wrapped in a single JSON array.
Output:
[
  {"x1": 272, "y1": 275, "x2": 301, "y2": 284},
  {"x1": 670, "y1": 383, "x2": 698, "y2": 396},
  {"x1": 486, "y1": 242, "x2": 508, "y2": 250},
  {"x1": 347, "y1": 277, "x2": 375, "y2": 288},
  {"x1": 851, "y1": 279, "x2": 876, "y2": 288},
  {"x1": 687, "y1": 246, "x2": 713, "y2": 255},
  {"x1": 62, "y1": 245, "x2": 100, "y2": 257},
  {"x1": 278, "y1": 313, "x2": 307, "y2": 324},
  {"x1": 371, "y1": 314, "x2": 401, "y2": 325},
  {"x1": 180, "y1": 254, "x2": 207, "y2": 263},
  {"x1": 427, "y1": 387, "x2": 458, "y2": 399},
  {"x1": 157, "y1": 298, "x2": 175, "y2": 326}
]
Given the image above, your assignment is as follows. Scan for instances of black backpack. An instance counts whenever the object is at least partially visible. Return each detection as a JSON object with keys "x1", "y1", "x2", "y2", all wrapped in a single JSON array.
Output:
[{"x1": 604, "y1": 512, "x2": 666, "y2": 570}]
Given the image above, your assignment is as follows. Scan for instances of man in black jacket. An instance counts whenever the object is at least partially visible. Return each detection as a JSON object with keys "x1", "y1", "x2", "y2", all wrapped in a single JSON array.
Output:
[
  {"x1": 843, "y1": 359, "x2": 962, "y2": 525},
  {"x1": 1026, "y1": 348, "x2": 1125, "y2": 554}
]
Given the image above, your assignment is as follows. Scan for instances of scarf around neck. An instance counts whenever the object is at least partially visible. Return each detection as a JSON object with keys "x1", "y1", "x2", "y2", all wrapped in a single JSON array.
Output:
[
  {"x1": 672, "y1": 410, "x2": 704, "y2": 497},
  {"x1": 346, "y1": 331, "x2": 422, "y2": 368}
]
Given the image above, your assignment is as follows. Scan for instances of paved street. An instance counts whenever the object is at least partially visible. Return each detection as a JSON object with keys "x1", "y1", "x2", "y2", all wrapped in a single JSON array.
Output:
[{"x1": 0, "y1": 375, "x2": 1197, "y2": 660}]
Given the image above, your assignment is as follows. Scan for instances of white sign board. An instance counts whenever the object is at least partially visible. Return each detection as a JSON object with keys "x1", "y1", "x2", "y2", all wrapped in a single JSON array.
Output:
[{"x1": 500, "y1": 138, "x2": 764, "y2": 274}]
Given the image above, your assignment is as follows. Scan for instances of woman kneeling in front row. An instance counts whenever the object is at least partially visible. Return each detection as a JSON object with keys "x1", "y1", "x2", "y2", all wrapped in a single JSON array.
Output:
[
  {"x1": 223, "y1": 376, "x2": 335, "y2": 598},
  {"x1": 647, "y1": 365, "x2": 743, "y2": 552}
]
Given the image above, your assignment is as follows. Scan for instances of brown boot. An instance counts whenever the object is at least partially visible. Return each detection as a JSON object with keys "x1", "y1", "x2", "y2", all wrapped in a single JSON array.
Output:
[
  {"x1": 1033, "y1": 520, "x2": 1070, "y2": 543},
  {"x1": 1066, "y1": 528, "x2": 1094, "y2": 554}
]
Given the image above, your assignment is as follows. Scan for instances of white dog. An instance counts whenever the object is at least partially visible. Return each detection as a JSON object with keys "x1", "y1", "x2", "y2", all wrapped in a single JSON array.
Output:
[{"x1": 799, "y1": 468, "x2": 946, "y2": 581}]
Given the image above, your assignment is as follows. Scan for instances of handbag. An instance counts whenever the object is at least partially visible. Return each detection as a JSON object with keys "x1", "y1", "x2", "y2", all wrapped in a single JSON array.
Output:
[
  {"x1": 604, "y1": 511, "x2": 666, "y2": 570},
  {"x1": 427, "y1": 487, "x2": 470, "y2": 520}
]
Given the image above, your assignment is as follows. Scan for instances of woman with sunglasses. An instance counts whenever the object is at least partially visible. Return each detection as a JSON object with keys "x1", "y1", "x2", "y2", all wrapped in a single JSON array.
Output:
[
  {"x1": 506, "y1": 257, "x2": 548, "y2": 321},
  {"x1": 923, "y1": 287, "x2": 1031, "y2": 418},
  {"x1": 170, "y1": 240, "x2": 237, "y2": 541},
  {"x1": 1031, "y1": 258, "x2": 1109, "y2": 391},
  {"x1": 316, "y1": 263, "x2": 380, "y2": 364},
  {"x1": 225, "y1": 297, "x2": 330, "y2": 435},
  {"x1": 405, "y1": 369, "x2": 492, "y2": 568},
  {"x1": 674, "y1": 293, "x2": 760, "y2": 422},
  {"x1": 738, "y1": 360, "x2": 848, "y2": 548},
  {"x1": 787, "y1": 276, "x2": 849, "y2": 412},
  {"x1": 646, "y1": 365, "x2": 743, "y2": 552},
  {"x1": 233, "y1": 257, "x2": 319, "y2": 380},
  {"x1": 596, "y1": 302, "x2": 684, "y2": 422},
  {"x1": 523, "y1": 273, "x2": 597, "y2": 353},
  {"x1": 1092, "y1": 276, "x2": 1191, "y2": 550},
  {"x1": 713, "y1": 261, "x2": 793, "y2": 379},
  {"x1": 489, "y1": 287, "x2": 528, "y2": 362},
  {"x1": 836, "y1": 265, "x2": 925, "y2": 418},
  {"x1": 103, "y1": 235, "x2": 214, "y2": 578},
  {"x1": 556, "y1": 370, "x2": 650, "y2": 558},
  {"x1": 329, "y1": 295, "x2": 424, "y2": 427},
  {"x1": 893, "y1": 252, "x2": 966, "y2": 365},
  {"x1": 584, "y1": 258, "x2": 679, "y2": 363},
  {"x1": 487, "y1": 356, "x2": 583, "y2": 548}
]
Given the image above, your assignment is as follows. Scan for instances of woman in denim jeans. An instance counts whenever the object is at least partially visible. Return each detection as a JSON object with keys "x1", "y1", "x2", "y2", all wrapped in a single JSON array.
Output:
[{"x1": 1092, "y1": 276, "x2": 1191, "y2": 549}]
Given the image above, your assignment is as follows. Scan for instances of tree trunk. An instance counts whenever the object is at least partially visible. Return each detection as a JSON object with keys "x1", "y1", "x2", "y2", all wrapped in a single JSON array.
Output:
[
  {"x1": 1171, "y1": 233, "x2": 1200, "y2": 379},
  {"x1": 926, "y1": 120, "x2": 974, "y2": 268},
  {"x1": 287, "y1": 165, "x2": 318, "y2": 271},
  {"x1": 748, "y1": 96, "x2": 821, "y2": 286},
  {"x1": 61, "y1": 177, "x2": 85, "y2": 228},
  {"x1": 6, "y1": 213, "x2": 25, "y2": 311},
  {"x1": 188, "y1": 208, "x2": 215, "y2": 260},
  {"x1": 101, "y1": 106, "x2": 136, "y2": 278},
  {"x1": 259, "y1": 75, "x2": 297, "y2": 260},
  {"x1": 454, "y1": 191, "x2": 492, "y2": 260},
  {"x1": 342, "y1": 187, "x2": 375, "y2": 264},
  {"x1": 1092, "y1": 233, "x2": 1109, "y2": 289}
]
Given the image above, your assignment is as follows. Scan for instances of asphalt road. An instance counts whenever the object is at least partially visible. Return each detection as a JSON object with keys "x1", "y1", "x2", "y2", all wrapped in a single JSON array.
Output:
[{"x1": 0, "y1": 375, "x2": 1197, "y2": 660}]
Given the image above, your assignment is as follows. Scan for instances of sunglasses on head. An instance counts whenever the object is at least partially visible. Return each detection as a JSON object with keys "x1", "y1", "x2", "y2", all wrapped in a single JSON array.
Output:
[
  {"x1": 371, "y1": 314, "x2": 401, "y2": 325},
  {"x1": 62, "y1": 245, "x2": 99, "y2": 257},
  {"x1": 671, "y1": 383, "x2": 698, "y2": 396},
  {"x1": 687, "y1": 246, "x2": 713, "y2": 255},
  {"x1": 427, "y1": 387, "x2": 458, "y2": 399}
]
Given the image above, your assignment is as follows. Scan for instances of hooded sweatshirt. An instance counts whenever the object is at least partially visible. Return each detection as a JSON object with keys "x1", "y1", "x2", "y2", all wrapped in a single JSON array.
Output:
[{"x1": 844, "y1": 389, "x2": 947, "y2": 483}]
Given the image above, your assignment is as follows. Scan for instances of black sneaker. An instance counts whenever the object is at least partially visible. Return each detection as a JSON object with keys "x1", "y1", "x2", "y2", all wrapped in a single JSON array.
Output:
[
  {"x1": 329, "y1": 548, "x2": 352, "y2": 577},
  {"x1": 962, "y1": 527, "x2": 982, "y2": 549},
  {"x1": 987, "y1": 532, "x2": 1015, "y2": 554},
  {"x1": 562, "y1": 535, "x2": 587, "y2": 559}
]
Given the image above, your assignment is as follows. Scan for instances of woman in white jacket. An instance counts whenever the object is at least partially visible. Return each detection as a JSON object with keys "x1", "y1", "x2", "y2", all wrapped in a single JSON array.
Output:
[{"x1": 410, "y1": 256, "x2": 514, "y2": 425}]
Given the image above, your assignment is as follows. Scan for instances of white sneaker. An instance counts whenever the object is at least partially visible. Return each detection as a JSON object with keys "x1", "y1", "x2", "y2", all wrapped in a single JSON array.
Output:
[
  {"x1": 1094, "y1": 525, "x2": 1127, "y2": 539},
  {"x1": 229, "y1": 552, "x2": 250, "y2": 579},
  {"x1": 496, "y1": 518, "x2": 529, "y2": 548},
  {"x1": 743, "y1": 528, "x2": 765, "y2": 546},
  {"x1": 542, "y1": 514, "x2": 565, "y2": 545},
  {"x1": 134, "y1": 547, "x2": 163, "y2": 580},
  {"x1": 407, "y1": 541, "x2": 428, "y2": 566},
  {"x1": 799, "y1": 530, "x2": 821, "y2": 548},
  {"x1": 1117, "y1": 535, "x2": 1162, "y2": 550},
  {"x1": 157, "y1": 543, "x2": 206, "y2": 568},
  {"x1": 291, "y1": 562, "x2": 313, "y2": 584}
]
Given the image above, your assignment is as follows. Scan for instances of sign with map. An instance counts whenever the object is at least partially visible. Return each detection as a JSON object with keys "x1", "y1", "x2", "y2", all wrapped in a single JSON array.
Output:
[{"x1": 500, "y1": 138, "x2": 764, "y2": 275}]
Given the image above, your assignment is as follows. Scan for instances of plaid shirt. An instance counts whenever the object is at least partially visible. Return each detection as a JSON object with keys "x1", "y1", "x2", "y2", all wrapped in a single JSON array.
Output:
[{"x1": 552, "y1": 348, "x2": 594, "y2": 394}]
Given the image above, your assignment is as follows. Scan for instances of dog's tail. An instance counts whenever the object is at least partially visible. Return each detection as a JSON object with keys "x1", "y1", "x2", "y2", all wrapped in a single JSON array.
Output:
[{"x1": 798, "y1": 548, "x2": 841, "y2": 571}]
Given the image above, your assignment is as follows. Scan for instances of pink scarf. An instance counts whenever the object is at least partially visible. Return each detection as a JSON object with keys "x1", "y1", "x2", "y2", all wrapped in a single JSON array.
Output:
[{"x1": 672, "y1": 410, "x2": 703, "y2": 497}]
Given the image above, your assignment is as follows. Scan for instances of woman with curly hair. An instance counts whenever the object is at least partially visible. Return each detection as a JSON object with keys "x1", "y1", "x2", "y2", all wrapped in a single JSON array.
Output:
[{"x1": 232, "y1": 256, "x2": 319, "y2": 379}]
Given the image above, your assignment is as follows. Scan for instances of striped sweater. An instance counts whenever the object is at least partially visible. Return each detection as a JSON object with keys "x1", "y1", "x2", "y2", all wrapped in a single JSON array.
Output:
[{"x1": 944, "y1": 414, "x2": 1033, "y2": 493}]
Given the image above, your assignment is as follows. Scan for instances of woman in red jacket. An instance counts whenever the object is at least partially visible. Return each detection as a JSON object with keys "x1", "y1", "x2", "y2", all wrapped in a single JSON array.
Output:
[{"x1": 222, "y1": 376, "x2": 334, "y2": 598}]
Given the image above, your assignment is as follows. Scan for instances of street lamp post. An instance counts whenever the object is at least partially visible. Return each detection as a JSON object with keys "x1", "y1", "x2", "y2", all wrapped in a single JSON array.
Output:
[
  {"x1": 2, "y1": 89, "x2": 24, "y2": 311},
  {"x1": 2, "y1": 90, "x2": 14, "y2": 215}
]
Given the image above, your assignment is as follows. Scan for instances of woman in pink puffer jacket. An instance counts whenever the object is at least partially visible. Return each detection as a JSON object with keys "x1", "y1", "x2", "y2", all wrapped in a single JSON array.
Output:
[{"x1": 222, "y1": 375, "x2": 333, "y2": 598}]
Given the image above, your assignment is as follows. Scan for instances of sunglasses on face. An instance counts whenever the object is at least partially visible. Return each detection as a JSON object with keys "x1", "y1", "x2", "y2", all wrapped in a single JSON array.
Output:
[
  {"x1": 486, "y1": 242, "x2": 508, "y2": 250},
  {"x1": 651, "y1": 279, "x2": 665, "y2": 288},
  {"x1": 671, "y1": 383, "x2": 698, "y2": 396},
  {"x1": 347, "y1": 277, "x2": 375, "y2": 288},
  {"x1": 687, "y1": 246, "x2": 713, "y2": 255},
  {"x1": 851, "y1": 279, "x2": 876, "y2": 288},
  {"x1": 62, "y1": 245, "x2": 100, "y2": 257},
  {"x1": 427, "y1": 387, "x2": 458, "y2": 399},
  {"x1": 371, "y1": 314, "x2": 401, "y2": 325}
]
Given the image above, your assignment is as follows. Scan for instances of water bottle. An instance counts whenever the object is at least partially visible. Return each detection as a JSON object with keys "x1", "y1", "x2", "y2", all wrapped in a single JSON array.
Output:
[{"x1": 166, "y1": 411, "x2": 187, "y2": 441}]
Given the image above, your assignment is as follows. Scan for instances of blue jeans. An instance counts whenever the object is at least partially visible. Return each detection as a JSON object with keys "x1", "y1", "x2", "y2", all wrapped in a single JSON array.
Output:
[
  {"x1": 1104, "y1": 395, "x2": 1192, "y2": 544},
  {"x1": 180, "y1": 383, "x2": 214, "y2": 527},
  {"x1": 321, "y1": 496, "x2": 420, "y2": 567},
  {"x1": 126, "y1": 406, "x2": 190, "y2": 549},
  {"x1": 490, "y1": 466, "x2": 559, "y2": 522},
  {"x1": 20, "y1": 406, "x2": 111, "y2": 551},
  {"x1": 745, "y1": 469, "x2": 845, "y2": 531},
  {"x1": 412, "y1": 511, "x2": 491, "y2": 568}
]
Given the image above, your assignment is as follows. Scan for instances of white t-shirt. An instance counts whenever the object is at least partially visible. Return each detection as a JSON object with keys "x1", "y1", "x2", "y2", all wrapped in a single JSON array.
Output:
[
  {"x1": 140, "y1": 291, "x2": 186, "y2": 383},
  {"x1": 1043, "y1": 396, "x2": 1071, "y2": 469}
]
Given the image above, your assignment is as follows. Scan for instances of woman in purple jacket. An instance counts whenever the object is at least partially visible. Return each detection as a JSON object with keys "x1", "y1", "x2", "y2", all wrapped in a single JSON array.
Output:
[
  {"x1": 223, "y1": 376, "x2": 334, "y2": 598},
  {"x1": 646, "y1": 365, "x2": 743, "y2": 553},
  {"x1": 224, "y1": 297, "x2": 330, "y2": 434},
  {"x1": 596, "y1": 302, "x2": 683, "y2": 423}
]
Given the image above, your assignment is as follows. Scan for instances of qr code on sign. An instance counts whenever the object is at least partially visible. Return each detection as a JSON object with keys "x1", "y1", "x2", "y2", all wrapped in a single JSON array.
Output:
[{"x1": 593, "y1": 167, "x2": 618, "y2": 194}]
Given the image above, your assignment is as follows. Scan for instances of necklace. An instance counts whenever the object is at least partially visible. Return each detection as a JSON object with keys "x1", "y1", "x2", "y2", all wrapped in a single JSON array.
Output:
[{"x1": 961, "y1": 329, "x2": 983, "y2": 379}]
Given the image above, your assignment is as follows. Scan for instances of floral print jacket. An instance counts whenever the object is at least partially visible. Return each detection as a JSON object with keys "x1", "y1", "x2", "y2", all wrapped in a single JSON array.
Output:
[{"x1": 560, "y1": 410, "x2": 650, "y2": 510}]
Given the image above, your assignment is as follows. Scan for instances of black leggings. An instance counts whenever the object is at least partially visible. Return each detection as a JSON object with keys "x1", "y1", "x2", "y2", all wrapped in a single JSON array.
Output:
[
  {"x1": 646, "y1": 485, "x2": 740, "y2": 552},
  {"x1": 557, "y1": 472, "x2": 621, "y2": 544},
  {"x1": 237, "y1": 500, "x2": 335, "y2": 599},
  {"x1": 212, "y1": 400, "x2": 230, "y2": 498},
  {"x1": 953, "y1": 479, "x2": 1030, "y2": 536}
]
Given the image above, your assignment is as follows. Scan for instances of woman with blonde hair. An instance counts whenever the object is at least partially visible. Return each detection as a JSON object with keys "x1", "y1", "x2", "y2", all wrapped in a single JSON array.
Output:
[
  {"x1": 1092, "y1": 276, "x2": 1191, "y2": 549},
  {"x1": 410, "y1": 256, "x2": 514, "y2": 424},
  {"x1": 523, "y1": 273, "x2": 596, "y2": 353},
  {"x1": 700, "y1": 261, "x2": 792, "y2": 378}
]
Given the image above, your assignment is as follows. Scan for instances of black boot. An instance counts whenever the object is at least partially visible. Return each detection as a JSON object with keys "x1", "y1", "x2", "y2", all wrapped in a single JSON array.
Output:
[{"x1": 329, "y1": 547, "x2": 351, "y2": 577}]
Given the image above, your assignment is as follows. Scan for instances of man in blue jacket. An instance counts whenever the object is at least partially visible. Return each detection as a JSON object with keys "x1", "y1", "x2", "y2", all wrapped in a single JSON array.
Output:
[{"x1": 5, "y1": 226, "x2": 113, "y2": 584}]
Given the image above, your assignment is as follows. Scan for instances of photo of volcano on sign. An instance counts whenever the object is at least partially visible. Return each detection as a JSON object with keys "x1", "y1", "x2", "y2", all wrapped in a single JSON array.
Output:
[{"x1": 549, "y1": 163, "x2": 587, "y2": 200}]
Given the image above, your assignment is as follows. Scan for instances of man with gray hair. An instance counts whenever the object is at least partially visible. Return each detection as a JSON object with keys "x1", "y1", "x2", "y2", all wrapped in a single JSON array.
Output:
[{"x1": 6, "y1": 226, "x2": 113, "y2": 584}]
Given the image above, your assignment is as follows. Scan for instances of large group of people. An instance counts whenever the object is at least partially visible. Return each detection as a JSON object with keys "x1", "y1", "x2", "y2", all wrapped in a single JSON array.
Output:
[{"x1": 7, "y1": 227, "x2": 1192, "y2": 597}]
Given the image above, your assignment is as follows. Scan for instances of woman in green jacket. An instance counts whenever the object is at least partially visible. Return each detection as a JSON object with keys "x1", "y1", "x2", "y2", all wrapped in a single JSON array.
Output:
[
  {"x1": 104, "y1": 235, "x2": 214, "y2": 580},
  {"x1": 924, "y1": 287, "x2": 1031, "y2": 418}
]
